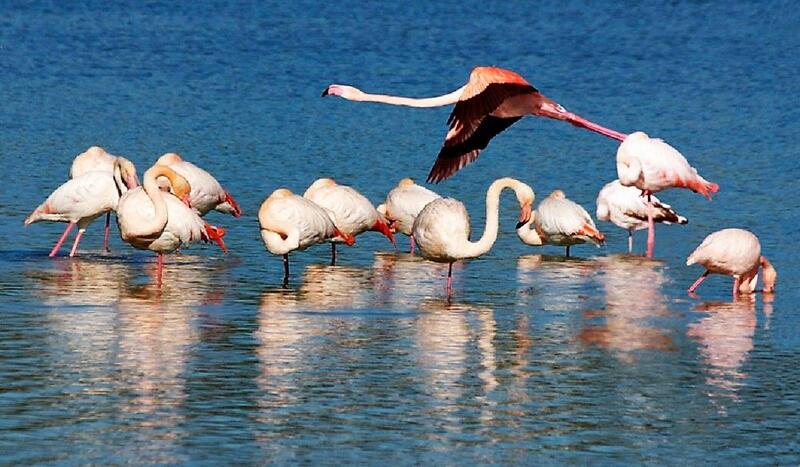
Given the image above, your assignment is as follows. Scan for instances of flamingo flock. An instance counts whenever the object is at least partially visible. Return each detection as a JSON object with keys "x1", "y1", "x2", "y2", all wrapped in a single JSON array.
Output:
[{"x1": 25, "y1": 66, "x2": 776, "y2": 301}]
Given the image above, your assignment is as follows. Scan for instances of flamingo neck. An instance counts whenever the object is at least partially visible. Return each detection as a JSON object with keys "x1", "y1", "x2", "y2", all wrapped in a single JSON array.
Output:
[
  {"x1": 462, "y1": 178, "x2": 526, "y2": 258},
  {"x1": 354, "y1": 85, "x2": 465, "y2": 108},
  {"x1": 131, "y1": 166, "x2": 172, "y2": 238},
  {"x1": 261, "y1": 228, "x2": 300, "y2": 255},
  {"x1": 516, "y1": 217, "x2": 544, "y2": 246}
]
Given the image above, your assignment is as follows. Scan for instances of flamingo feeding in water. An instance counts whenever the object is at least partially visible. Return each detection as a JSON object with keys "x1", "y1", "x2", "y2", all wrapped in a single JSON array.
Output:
[
  {"x1": 116, "y1": 164, "x2": 227, "y2": 285},
  {"x1": 516, "y1": 190, "x2": 605, "y2": 257},
  {"x1": 596, "y1": 179, "x2": 688, "y2": 253},
  {"x1": 411, "y1": 177, "x2": 534, "y2": 298},
  {"x1": 154, "y1": 153, "x2": 242, "y2": 217},
  {"x1": 323, "y1": 66, "x2": 627, "y2": 183},
  {"x1": 25, "y1": 157, "x2": 139, "y2": 257},
  {"x1": 617, "y1": 131, "x2": 719, "y2": 258},
  {"x1": 70, "y1": 146, "x2": 120, "y2": 252},
  {"x1": 259, "y1": 188, "x2": 354, "y2": 286},
  {"x1": 377, "y1": 177, "x2": 441, "y2": 255},
  {"x1": 303, "y1": 178, "x2": 394, "y2": 264},
  {"x1": 686, "y1": 228, "x2": 776, "y2": 299}
]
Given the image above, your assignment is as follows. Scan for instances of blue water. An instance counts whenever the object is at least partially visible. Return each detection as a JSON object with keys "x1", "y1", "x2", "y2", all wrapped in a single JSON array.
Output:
[{"x1": 2, "y1": 1, "x2": 800, "y2": 463}]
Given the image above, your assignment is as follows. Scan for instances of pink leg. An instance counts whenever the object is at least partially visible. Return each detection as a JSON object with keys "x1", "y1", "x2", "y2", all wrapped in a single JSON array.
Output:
[
  {"x1": 688, "y1": 270, "x2": 709, "y2": 294},
  {"x1": 156, "y1": 253, "x2": 164, "y2": 287},
  {"x1": 409, "y1": 235, "x2": 415, "y2": 255},
  {"x1": 69, "y1": 229, "x2": 86, "y2": 257},
  {"x1": 645, "y1": 193, "x2": 655, "y2": 258},
  {"x1": 103, "y1": 212, "x2": 111, "y2": 252},
  {"x1": 733, "y1": 277, "x2": 740, "y2": 300},
  {"x1": 49, "y1": 223, "x2": 76, "y2": 257}
]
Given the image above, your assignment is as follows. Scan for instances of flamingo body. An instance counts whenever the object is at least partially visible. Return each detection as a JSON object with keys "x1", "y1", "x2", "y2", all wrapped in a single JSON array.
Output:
[
  {"x1": 518, "y1": 190, "x2": 604, "y2": 255},
  {"x1": 70, "y1": 146, "x2": 116, "y2": 178},
  {"x1": 259, "y1": 188, "x2": 340, "y2": 256},
  {"x1": 686, "y1": 228, "x2": 776, "y2": 296},
  {"x1": 382, "y1": 178, "x2": 441, "y2": 237},
  {"x1": 324, "y1": 66, "x2": 627, "y2": 183},
  {"x1": 155, "y1": 153, "x2": 241, "y2": 217},
  {"x1": 117, "y1": 188, "x2": 207, "y2": 252}
]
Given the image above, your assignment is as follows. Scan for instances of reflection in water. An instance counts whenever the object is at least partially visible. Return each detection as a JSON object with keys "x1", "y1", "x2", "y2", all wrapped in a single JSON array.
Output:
[
  {"x1": 260, "y1": 263, "x2": 373, "y2": 312},
  {"x1": 516, "y1": 254, "x2": 600, "y2": 312},
  {"x1": 688, "y1": 297, "x2": 758, "y2": 403},
  {"x1": 577, "y1": 255, "x2": 674, "y2": 362},
  {"x1": 32, "y1": 257, "x2": 132, "y2": 306},
  {"x1": 371, "y1": 252, "x2": 457, "y2": 306}
]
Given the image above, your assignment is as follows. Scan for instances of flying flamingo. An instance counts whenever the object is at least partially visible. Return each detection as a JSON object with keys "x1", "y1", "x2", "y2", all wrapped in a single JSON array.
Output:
[
  {"x1": 116, "y1": 164, "x2": 227, "y2": 285},
  {"x1": 411, "y1": 177, "x2": 534, "y2": 298},
  {"x1": 25, "y1": 157, "x2": 139, "y2": 258},
  {"x1": 617, "y1": 131, "x2": 719, "y2": 258},
  {"x1": 377, "y1": 177, "x2": 441, "y2": 254},
  {"x1": 516, "y1": 190, "x2": 604, "y2": 257},
  {"x1": 303, "y1": 178, "x2": 394, "y2": 264},
  {"x1": 154, "y1": 153, "x2": 242, "y2": 217},
  {"x1": 259, "y1": 188, "x2": 354, "y2": 286},
  {"x1": 70, "y1": 146, "x2": 119, "y2": 251},
  {"x1": 686, "y1": 228, "x2": 776, "y2": 299},
  {"x1": 323, "y1": 66, "x2": 627, "y2": 182},
  {"x1": 596, "y1": 179, "x2": 687, "y2": 253}
]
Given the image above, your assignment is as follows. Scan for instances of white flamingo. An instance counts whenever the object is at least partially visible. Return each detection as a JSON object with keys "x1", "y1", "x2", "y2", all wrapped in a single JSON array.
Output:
[
  {"x1": 686, "y1": 228, "x2": 776, "y2": 299},
  {"x1": 411, "y1": 177, "x2": 534, "y2": 298},
  {"x1": 303, "y1": 178, "x2": 394, "y2": 264},
  {"x1": 259, "y1": 188, "x2": 354, "y2": 285},
  {"x1": 617, "y1": 131, "x2": 718, "y2": 257},
  {"x1": 26, "y1": 157, "x2": 139, "y2": 257},
  {"x1": 155, "y1": 153, "x2": 242, "y2": 217},
  {"x1": 377, "y1": 177, "x2": 440, "y2": 254},
  {"x1": 69, "y1": 146, "x2": 120, "y2": 251},
  {"x1": 516, "y1": 190, "x2": 604, "y2": 257},
  {"x1": 116, "y1": 165, "x2": 226, "y2": 285},
  {"x1": 596, "y1": 179, "x2": 687, "y2": 253}
]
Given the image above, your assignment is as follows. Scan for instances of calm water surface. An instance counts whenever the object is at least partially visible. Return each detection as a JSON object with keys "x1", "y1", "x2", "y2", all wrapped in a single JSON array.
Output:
[{"x1": 1, "y1": 1, "x2": 799, "y2": 464}]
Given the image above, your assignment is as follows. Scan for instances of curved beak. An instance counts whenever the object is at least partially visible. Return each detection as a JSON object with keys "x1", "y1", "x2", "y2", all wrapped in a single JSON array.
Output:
[{"x1": 516, "y1": 202, "x2": 532, "y2": 229}]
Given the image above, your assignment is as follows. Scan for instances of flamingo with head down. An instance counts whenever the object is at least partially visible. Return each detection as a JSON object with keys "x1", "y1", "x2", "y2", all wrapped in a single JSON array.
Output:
[
  {"x1": 377, "y1": 177, "x2": 441, "y2": 255},
  {"x1": 323, "y1": 66, "x2": 627, "y2": 182},
  {"x1": 154, "y1": 153, "x2": 242, "y2": 218},
  {"x1": 69, "y1": 146, "x2": 121, "y2": 251}
]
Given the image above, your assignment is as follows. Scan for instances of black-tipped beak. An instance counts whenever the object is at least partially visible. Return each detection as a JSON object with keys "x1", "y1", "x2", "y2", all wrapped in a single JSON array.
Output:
[
  {"x1": 515, "y1": 221, "x2": 527, "y2": 230},
  {"x1": 321, "y1": 87, "x2": 331, "y2": 97}
]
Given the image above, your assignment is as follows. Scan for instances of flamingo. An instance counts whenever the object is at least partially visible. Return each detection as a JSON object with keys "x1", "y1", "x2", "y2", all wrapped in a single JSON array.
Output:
[
  {"x1": 259, "y1": 188, "x2": 354, "y2": 286},
  {"x1": 25, "y1": 157, "x2": 139, "y2": 258},
  {"x1": 686, "y1": 228, "x2": 776, "y2": 299},
  {"x1": 617, "y1": 131, "x2": 719, "y2": 258},
  {"x1": 411, "y1": 177, "x2": 534, "y2": 298},
  {"x1": 323, "y1": 66, "x2": 627, "y2": 182},
  {"x1": 116, "y1": 165, "x2": 227, "y2": 285},
  {"x1": 516, "y1": 190, "x2": 605, "y2": 257},
  {"x1": 377, "y1": 177, "x2": 441, "y2": 254},
  {"x1": 303, "y1": 178, "x2": 394, "y2": 264},
  {"x1": 69, "y1": 146, "x2": 119, "y2": 251},
  {"x1": 596, "y1": 179, "x2": 687, "y2": 253},
  {"x1": 154, "y1": 153, "x2": 242, "y2": 217}
]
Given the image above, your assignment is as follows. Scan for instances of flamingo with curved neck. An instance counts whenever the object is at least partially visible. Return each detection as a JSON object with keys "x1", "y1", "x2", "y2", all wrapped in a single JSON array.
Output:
[
  {"x1": 411, "y1": 177, "x2": 534, "y2": 297},
  {"x1": 117, "y1": 165, "x2": 225, "y2": 285},
  {"x1": 323, "y1": 66, "x2": 626, "y2": 182}
]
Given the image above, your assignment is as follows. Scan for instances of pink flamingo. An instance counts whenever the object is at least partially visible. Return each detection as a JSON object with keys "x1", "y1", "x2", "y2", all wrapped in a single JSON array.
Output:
[
  {"x1": 617, "y1": 131, "x2": 719, "y2": 257},
  {"x1": 259, "y1": 188, "x2": 354, "y2": 286},
  {"x1": 70, "y1": 146, "x2": 119, "y2": 251},
  {"x1": 323, "y1": 66, "x2": 627, "y2": 182},
  {"x1": 686, "y1": 228, "x2": 776, "y2": 299},
  {"x1": 377, "y1": 178, "x2": 441, "y2": 254},
  {"x1": 155, "y1": 153, "x2": 242, "y2": 217},
  {"x1": 516, "y1": 190, "x2": 605, "y2": 257},
  {"x1": 26, "y1": 157, "x2": 139, "y2": 257},
  {"x1": 411, "y1": 177, "x2": 534, "y2": 298},
  {"x1": 303, "y1": 178, "x2": 394, "y2": 264},
  {"x1": 596, "y1": 179, "x2": 688, "y2": 253},
  {"x1": 116, "y1": 165, "x2": 226, "y2": 285}
]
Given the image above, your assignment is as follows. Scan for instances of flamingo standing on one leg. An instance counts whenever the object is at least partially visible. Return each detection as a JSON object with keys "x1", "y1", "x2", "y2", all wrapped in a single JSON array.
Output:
[
  {"x1": 378, "y1": 178, "x2": 441, "y2": 255},
  {"x1": 116, "y1": 165, "x2": 227, "y2": 285},
  {"x1": 596, "y1": 179, "x2": 688, "y2": 253},
  {"x1": 70, "y1": 146, "x2": 119, "y2": 252},
  {"x1": 516, "y1": 190, "x2": 605, "y2": 257},
  {"x1": 686, "y1": 228, "x2": 776, "y2": 299},
  {"x1": 25, "y1": 157, "x2": 139, "y2": 257},
  {"x1": 323, "y1": 66, "x2": 627, "y2": 183},
  {"x1": 259, "y1": 188, "x2": 354, "y2": 286},
  {"x1": 411, "y1": 177, "x2": 534, "y2": 298},
  {"x1": 617, "y1": 131, "x2": 719, "y2": 258},
  {"x1": 154, "y1": 153, "x2": 242, "y2": 217},
  {"x1": 303, "y1": 178, "x2": 394, "y2": 265}
]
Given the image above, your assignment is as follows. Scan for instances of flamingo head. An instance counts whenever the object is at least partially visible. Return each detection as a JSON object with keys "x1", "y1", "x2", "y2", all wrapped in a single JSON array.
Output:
[
  {"x1": 514, "y1": 183, "x2": 535, "y2": 228},
  {"x1": 322, "y1": 84, "x2": 364, "y2": 101},
  {"x1": 113, "y1": 157, "x2": 140, "y2": 193},
  {"x1": 761, "y1": 256, "x2": 777, "y2": 293}
]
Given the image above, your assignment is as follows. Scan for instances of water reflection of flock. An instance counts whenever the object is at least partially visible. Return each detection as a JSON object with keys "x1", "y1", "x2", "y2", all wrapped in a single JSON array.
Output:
[{"x1": 33, "y1": 250, "x2": 776, "y2": 419}]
